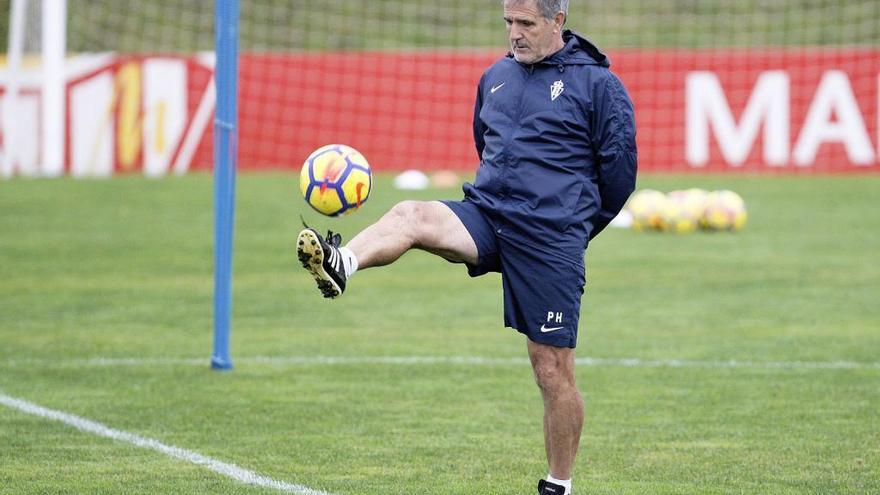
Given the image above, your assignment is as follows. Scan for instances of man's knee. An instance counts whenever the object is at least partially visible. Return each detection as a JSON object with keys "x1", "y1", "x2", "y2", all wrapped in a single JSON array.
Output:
[
  {"x1": 387, "y1": 200, "x2": 456, "y2": 246},
  {"x1": 529, "y1": 343, "x2": 577, "y2": 398},
  {"x1": 388, "y1": 200, "x2": 431, "y2": 227},
  {"x1": 532, "y1": 362, "x2": 571, "y2": 396}
]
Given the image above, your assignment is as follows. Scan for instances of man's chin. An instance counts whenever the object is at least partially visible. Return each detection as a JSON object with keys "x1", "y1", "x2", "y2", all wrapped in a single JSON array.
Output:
[{"x1": 512, "y1": 51, "x2": 537, "y2": 64}]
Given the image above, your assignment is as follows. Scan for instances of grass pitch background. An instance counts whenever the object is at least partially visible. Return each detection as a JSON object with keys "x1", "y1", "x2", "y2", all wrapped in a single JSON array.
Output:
[{"x1": 0, "y1": 173, "x2": 878, "y2": 494}]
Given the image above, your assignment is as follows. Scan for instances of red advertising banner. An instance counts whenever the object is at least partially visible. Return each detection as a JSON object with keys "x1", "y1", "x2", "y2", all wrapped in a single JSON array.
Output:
[
  {"x1": 31, "y1": 48, "x2": 878, "y2": 176},
  {"x1": 196, "y1": 49, "x2": 878, "y2": 174},
  {"x1": 621, "y1": 49, "x2": 880, "y2": 173}
]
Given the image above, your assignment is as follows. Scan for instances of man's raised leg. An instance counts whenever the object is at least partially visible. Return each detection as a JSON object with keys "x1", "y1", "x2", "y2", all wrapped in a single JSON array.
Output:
[
  {"x1": 346, "y1": 200, "x2": 478, "y2": 268},
  {"x1": 297, "y1": 200, "x2": 477, "y2": 298}
]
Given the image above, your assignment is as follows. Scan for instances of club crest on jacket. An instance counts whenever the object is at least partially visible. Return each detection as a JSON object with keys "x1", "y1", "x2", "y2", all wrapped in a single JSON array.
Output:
[{"x1": 551, "y1": 80, "x2": 564, "y2": 101}]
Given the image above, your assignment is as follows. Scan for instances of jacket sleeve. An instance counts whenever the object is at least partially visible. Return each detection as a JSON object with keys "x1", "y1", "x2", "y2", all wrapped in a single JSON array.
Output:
[
  {"x1": 473, "y1": 74, "x2": 487, "y2": 160},
  {"x1": 589, "y1": 72, "x2": 638, "y2": 240}
]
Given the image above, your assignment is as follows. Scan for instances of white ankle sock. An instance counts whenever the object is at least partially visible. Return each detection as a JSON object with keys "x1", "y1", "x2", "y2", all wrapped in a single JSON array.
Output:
[
  {"x1": 546, "y1": 475, "x2": 572, "y2": 494},
  {"x1": 338, "y1": 247, "x2": 358, "y2": 278}
]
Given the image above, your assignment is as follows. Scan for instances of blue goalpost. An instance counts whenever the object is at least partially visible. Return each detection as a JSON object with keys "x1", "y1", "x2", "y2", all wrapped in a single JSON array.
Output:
[{"x1": 211, "y1": 0, "x2": 239, "y2": 370}]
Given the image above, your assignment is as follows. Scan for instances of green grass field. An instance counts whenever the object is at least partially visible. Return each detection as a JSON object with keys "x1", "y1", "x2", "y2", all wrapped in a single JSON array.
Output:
[{"x1": 1, "y1": 173, "x2": 878, "y2": 494}]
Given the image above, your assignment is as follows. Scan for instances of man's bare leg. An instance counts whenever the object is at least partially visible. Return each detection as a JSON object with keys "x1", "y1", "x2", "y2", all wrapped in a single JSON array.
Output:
[
  {"x1": 527, "y1": 339, "x2": 584, "y2": 481},
  {"x1": 297, "y1": 200, "x2": 476, "y2": 298},
  {"x1": 346, "y1": 200, "x2": 478, "y2": 268}
]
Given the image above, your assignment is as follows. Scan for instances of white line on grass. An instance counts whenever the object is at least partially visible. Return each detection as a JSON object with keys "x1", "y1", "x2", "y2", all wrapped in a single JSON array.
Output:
[
  {"x1": 4, "y1": 355, "x2": 879, "y2": 370},
  {"x1": 0, "y1": 393, "x2": 334, "y2": 495}
]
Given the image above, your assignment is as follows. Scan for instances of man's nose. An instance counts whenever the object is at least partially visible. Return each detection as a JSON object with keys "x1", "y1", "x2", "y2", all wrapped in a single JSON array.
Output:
[{"x1": 510, "y1": 27, "x2": 523, "y2": 41}]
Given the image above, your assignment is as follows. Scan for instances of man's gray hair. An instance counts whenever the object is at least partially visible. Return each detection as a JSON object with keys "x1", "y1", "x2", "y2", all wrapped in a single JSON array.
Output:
[{"x1": 503, "y1": 0, "x2": 569, "y2": 21}]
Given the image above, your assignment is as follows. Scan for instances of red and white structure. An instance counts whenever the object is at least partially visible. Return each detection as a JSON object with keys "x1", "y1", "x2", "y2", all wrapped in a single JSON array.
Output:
[{"x1": 2, "y1": 2, "x2": 878, "y2": 176}]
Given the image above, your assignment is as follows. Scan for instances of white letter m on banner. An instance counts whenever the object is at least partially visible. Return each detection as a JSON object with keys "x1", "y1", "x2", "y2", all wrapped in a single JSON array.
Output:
[{"x1": 686, "y1": 71, "x2": 790, "y2": 167}]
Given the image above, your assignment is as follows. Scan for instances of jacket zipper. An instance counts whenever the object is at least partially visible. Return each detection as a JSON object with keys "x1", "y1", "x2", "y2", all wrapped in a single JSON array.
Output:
[{"x1": 499, "y1": 63, "x2": 536, "y2": 200}]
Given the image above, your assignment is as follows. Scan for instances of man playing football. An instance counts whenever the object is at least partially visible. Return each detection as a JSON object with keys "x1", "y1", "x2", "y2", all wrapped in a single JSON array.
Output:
[{"x1": 297, "y1": 1, "x2": 637, "y2": 492}]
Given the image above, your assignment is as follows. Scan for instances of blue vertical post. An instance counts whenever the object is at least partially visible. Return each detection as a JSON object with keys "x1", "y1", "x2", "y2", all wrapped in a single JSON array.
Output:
[{"x1": 211, "y1": 0, "x2": 239, "y2": 370}]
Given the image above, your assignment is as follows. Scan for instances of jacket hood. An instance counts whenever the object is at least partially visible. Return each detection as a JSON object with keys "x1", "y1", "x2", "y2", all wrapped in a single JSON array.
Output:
[{"x1": 508, "y1": 29, "x2": 610, "y2": 68}]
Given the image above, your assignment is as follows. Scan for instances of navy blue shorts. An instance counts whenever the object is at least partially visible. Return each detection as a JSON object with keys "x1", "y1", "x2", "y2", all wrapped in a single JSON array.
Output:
[{"x1": 441, "y1": 200, "x2": 585, "y2": 348}]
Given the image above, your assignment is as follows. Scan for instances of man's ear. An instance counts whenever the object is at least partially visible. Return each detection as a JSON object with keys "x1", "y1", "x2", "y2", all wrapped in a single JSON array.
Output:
[{"x1": 555, "y1": 12, "x2": 566, "y2": 29}]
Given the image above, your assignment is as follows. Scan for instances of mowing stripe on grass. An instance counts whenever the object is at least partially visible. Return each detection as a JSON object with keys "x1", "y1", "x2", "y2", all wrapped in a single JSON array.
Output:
[
  {"x1": 4, "y1": 355, "x2": 879, "y2": 370},
  {"x1": 0, "y1": 393, "x2": 334, "y2": 495}
]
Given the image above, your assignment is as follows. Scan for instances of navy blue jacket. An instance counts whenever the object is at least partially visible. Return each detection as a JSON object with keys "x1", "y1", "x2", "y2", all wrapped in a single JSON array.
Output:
[{"x1": 466, "y1": 30, "x2": 637, "y2": 256}]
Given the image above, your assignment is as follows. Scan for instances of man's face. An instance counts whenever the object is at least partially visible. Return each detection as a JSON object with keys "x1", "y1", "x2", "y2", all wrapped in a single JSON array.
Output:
[{"x1": 504, "y1": 0, "x2": 563, "y2": 64}]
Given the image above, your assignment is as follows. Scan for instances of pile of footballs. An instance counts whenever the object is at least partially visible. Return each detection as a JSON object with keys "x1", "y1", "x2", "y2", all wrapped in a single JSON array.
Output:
[{"x1": 618, "y1": 188, "x2": 747, "y2": 233}]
